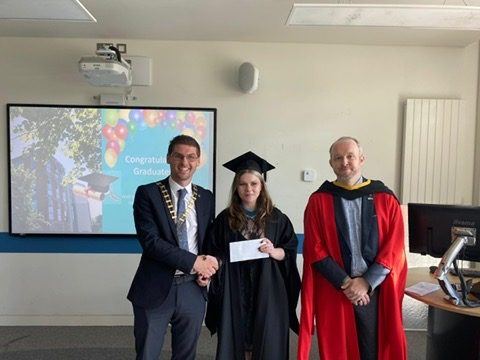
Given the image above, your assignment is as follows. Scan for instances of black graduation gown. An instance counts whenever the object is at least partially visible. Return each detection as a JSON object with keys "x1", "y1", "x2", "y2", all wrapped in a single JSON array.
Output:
[{"x1": 205, "y1": 207, "x2": 301, "y2": 360}]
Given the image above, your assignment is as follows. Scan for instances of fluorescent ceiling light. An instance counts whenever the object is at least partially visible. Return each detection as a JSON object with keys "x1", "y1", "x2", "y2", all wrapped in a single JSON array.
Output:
[
  {"x1": 0, "y1": 0, "x2": 96, "y2": 22},
  {"x1": 287, "y1": 3, "x2": 480, "y2": 30}
]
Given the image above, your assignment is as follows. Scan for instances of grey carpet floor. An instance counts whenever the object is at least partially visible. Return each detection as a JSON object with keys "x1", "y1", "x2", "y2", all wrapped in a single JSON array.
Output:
[{"x1": 0, "y1": 326, "x2": 426, "y2": 359}]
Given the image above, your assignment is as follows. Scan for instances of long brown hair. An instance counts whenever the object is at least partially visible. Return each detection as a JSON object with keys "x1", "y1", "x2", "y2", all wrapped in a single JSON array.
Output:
[{"x1": 227, "y1": 169, "x2": 273, "y2": 232}]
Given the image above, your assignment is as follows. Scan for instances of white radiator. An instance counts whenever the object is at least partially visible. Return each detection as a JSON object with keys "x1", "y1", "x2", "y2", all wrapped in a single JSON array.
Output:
[{"x1": 401, "y1": 98, "x2": 466, "y2": 204}]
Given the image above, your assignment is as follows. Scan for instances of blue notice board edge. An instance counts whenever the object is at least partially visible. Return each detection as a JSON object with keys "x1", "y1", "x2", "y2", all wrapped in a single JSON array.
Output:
[
  {"x1": 0, "y1": 232, "x2": 141, "y2": 253},
  {"x1": 0, "y1": 232, "x2": 304, "y2": 254}
]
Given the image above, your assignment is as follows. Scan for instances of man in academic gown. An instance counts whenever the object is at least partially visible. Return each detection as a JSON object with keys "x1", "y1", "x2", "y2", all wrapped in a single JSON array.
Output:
[{"x1": 298, "y1": 136, "x2": 407, "y2": 360}]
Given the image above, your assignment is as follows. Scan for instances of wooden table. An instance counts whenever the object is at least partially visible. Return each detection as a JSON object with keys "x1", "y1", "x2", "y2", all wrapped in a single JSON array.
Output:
[{"x1": 406, "y1": 267, "x2": 480, "y2": 360}]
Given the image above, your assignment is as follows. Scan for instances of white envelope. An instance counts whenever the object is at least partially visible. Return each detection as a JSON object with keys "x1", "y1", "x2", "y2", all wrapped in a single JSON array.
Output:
[{"x1": 229, "y1": 238, "x2": 269, "y2": 263}]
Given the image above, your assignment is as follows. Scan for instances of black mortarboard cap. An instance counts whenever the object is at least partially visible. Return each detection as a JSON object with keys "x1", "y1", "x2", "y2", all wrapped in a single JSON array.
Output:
[
  {"x1": 78, "y1": 172, "x2": 118, "y2": 193},
  {"x1": 223, "y1": 151, "x2": 275, "y2": 175}
]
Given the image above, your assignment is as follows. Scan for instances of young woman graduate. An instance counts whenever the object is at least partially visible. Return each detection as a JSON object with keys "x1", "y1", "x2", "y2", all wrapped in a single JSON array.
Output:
[{"x1": 204, "y1": 151, "x2": 301, "y2": 360}]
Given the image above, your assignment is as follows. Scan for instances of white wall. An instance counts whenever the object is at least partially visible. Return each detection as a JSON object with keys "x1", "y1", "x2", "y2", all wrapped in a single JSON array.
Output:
[
  {"x1": 0, "y1": 253, "x2": 138, "y2": 325},
  {"x1": 0, "y1": 37, "x2": 478, "y2": 325}
]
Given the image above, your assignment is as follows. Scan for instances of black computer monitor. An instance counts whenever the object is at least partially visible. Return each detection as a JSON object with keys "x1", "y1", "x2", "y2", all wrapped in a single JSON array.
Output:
[{"x1": 408, "y1": 203, "x2": 480, "y2": 261}]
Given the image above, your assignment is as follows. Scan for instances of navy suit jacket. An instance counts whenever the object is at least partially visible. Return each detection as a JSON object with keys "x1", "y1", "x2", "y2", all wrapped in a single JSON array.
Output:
[{"x1": 127, "y1": 177, "x2": 215, "y2": 309}]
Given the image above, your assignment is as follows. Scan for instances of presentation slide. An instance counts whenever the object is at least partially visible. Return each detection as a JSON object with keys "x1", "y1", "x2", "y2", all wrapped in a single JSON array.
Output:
[{"x1": 8, "y1": 104, "x2": 216, "y2": 235}]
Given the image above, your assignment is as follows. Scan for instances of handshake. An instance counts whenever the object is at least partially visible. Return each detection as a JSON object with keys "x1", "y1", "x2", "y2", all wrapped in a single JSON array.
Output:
[{"x1": 193, "y1": 254, "x2": 220, "y2": 279}]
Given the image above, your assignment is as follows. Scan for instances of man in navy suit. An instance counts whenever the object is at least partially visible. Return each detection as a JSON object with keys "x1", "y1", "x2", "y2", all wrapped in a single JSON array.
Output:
[{"x1": 128, "y1": 135, "x2": 218, "y2": 360}]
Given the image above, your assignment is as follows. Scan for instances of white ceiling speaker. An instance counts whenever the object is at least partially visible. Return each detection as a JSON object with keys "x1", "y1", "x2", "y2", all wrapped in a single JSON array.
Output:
[{"x1": 238, "y1": 62, "x2": 259, "y2": 94}]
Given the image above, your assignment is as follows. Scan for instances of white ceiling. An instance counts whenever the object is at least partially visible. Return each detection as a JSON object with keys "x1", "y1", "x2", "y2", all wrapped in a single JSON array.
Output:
[{"x1": 1, "y1": 0, "x2": 480, "y2": 47}]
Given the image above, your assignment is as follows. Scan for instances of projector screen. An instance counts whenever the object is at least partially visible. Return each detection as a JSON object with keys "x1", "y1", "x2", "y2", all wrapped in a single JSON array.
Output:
[{"x1": 7, "y1": 104, "x2": 216, "y2": 235}]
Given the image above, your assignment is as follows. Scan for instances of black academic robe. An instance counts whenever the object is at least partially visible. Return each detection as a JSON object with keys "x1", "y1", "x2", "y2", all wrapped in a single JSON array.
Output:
[{"x1": 205, "y1": 207, "x2": 301, "y2": 360}]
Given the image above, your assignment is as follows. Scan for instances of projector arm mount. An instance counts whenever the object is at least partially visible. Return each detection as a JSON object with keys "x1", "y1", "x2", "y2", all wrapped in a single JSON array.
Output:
[
  {"x1": 96, "y1": 45, "x2": 122, "y2": 62},
  {"x1": 107, "y1": 45, "x2": 122, "y2": 62}
]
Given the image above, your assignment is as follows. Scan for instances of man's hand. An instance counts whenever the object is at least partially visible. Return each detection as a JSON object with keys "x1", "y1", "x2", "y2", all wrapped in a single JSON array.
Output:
[
  {"x1": 193, "y1": 255, "x2": 219, "y2": 278},
  {"x1": 196, "y1": 275, "x2": 210, "y2": 287},
  {"x1": 341, "y1": 277, "x2": 371, "y2": 306}
]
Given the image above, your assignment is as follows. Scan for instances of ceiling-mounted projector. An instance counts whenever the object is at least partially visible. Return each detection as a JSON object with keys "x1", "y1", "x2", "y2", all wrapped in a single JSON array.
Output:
[{"x1": 79, "y1": 46, "x2": 132, "y2": 87}]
